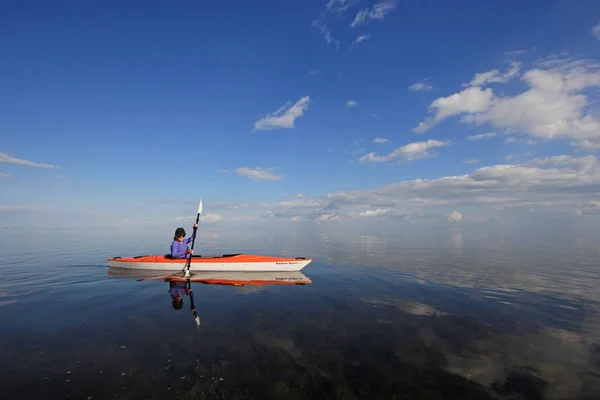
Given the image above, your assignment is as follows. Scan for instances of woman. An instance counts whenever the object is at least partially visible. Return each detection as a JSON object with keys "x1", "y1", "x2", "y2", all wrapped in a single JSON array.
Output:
[{"x1": 170, "y1": 223, "x2": 198, "y2": 259}]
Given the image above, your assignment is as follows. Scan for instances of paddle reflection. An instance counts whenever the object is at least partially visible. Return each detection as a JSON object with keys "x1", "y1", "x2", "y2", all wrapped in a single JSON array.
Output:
[{"x1": 107, "y1": 267, "x2": 312, "y2": 327}]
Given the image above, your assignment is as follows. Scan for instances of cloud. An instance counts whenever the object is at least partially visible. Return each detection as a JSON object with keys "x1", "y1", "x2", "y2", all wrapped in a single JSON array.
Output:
[
  {"x1": 571, "y1": 139, "x2": 600, "y2": 152},
  {"x1": 346, "y1": 100, "x2": 358, "y2": 107},
  {"x1": 349, "y1": 208, "x2": 392, "y2": 218},
  {"x1": 174, "y1": 213, "x2": 245, "y2": 224},
  {"x1": 504, "y1": 137, "x2": 537, "y2": 145},
  {"x1": 0, "y1": 152, "x2": 59, "y2": 169},
  {"x1": 315, "y1": 213, "x2": 341, "y2": 222},
  {"x1": 0, "y1": 206, "x2": 26, "y2": 211},
  {"x1": 592, "y1": 22, "x2": 600, "y2": 41},
  {"x1": 234, "y1": 167, "x2": 284, "y2": 181},
  {"x1": 326, "y1": 0, "x2": 359, "y2": 13},
  {"x1": 463, "y1": 159, "x2": 478, "y2": 164},
  {"x1": 359, "y1": 139, "x2": 450, "y2": 163},
  {"x1": 0, "y1": 172, "x2": 10, "y2": 178},
  {"x1": 447, "y1": 211, "x2": 463, "y2": 222},
  {"x1": 159, "y1": 153, "x2": 600, "y2": 224},
  {"x1": 355, "y1": 34, "x2": 370, "y2": 44},
  {"x1": 413, "y1": 58, "x2": 600, "y2": 149},
  {"x1": 313, "y1": 0, "x2": 362, "y2": 49},
  {"x1": 350, "y1": 0, "x2": 396, "y2": 27},
  {"x1": 464, "y1": 62, "x2": 521, "y2": 87},
  {"x1": 312, "y1": 19, "x2": 340, "y2": 48},
  {"x1": 413, "y1": 86, "x2": 494, "y2": 133},
  {"x1": 199, "y1": 213, "x2": 223, "y2": 223},
  {"x1": 257, "y1": 153, "x2": 600, "y2": 222},
  {"x1": 373, "y1": 137, "x2": 389, "y2": 143},
  {"x1": 504, "y1": 48, "x2": 536, "y2": 57},
  {"x1": 466, "y1": 132, "x2": 497, "y2": 140},
  {"x1": 409, "y1": 80, "x2": 433, "y2": 92},
  {"x1": 253, "y1": 96, "x2": 310, "y2": 131}
]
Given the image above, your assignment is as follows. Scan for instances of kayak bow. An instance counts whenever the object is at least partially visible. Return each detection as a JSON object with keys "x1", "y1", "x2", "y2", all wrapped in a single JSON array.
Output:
[{"x1": 107, "y1": 253, "x2": 312, "y2": 272}]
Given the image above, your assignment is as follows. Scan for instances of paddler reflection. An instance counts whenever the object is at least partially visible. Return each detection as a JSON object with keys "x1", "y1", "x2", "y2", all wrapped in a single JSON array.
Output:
[
  {"x1": 167, "y1": 277, "x2": 201, "y2": 328},
  {"x1": 169, "y1": 280, "x2": 188, "y2": 310}
]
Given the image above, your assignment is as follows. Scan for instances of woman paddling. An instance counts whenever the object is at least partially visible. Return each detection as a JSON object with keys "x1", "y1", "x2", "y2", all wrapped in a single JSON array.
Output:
[{"x1": 170, "y1": 223, "x2": 198, "y2": 259}]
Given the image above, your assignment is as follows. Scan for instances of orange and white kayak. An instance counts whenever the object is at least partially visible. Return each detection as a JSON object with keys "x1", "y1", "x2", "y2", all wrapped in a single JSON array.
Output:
[{"x1": 107, "y1": 253, "x2": 312, "y2": 272}]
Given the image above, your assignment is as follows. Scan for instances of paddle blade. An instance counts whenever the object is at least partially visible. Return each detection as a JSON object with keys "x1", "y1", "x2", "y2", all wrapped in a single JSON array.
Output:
[{"x1": 197, "y1": 199, "x2": 203, "y2": 214}]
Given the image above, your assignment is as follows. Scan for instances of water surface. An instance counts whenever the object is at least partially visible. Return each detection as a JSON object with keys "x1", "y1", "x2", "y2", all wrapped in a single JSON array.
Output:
[{"x1": 1, "y1": 222, "x2": 599, "y2": 399}]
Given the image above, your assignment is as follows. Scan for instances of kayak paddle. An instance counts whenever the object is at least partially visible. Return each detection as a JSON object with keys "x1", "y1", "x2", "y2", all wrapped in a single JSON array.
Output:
[
  {"x1": 187, "y1": 278, "x2": 201, "y2": 328},
  {"x1": 184, "y1": 199, "x2": 203, "y2": 278}
]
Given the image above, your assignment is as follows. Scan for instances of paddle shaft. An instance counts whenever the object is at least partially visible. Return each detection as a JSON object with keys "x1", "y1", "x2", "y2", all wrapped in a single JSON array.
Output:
[
  {"x1": 185, "y1": 212, "x2": 200, "y2": 271},
  {"x1": 186, "y1": 278, "x2": 200, "y2": 327}
]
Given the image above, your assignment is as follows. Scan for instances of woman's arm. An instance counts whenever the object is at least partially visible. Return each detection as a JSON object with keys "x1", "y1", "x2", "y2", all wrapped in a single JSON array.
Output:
[{"x1": 186, "y1": 229, "x2": 197, "y2": 244}]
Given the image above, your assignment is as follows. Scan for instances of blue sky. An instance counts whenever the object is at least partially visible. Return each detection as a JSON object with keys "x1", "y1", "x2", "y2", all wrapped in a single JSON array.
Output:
[{"x1": 2, "y1": 0, "x2": 600, "y2": 230}]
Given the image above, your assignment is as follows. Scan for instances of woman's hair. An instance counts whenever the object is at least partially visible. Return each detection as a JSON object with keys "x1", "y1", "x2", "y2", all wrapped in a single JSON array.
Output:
[
  {"x1": 173, "y1": 227, "x2": 186, "y2": 241},
  {"x1": 172, "y1": 296, "x2": 184, "y2": 310}
]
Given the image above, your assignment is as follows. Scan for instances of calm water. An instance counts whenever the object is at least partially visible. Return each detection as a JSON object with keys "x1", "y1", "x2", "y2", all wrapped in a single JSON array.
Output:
[{"x1": 1, "y1": 222, "x2": 600, "y2": 399}]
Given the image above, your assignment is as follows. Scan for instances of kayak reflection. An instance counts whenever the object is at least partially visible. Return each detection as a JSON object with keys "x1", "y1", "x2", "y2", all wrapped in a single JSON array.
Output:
[{"x1": 107, "y1": 267, "x2": 313, "y2": 328}]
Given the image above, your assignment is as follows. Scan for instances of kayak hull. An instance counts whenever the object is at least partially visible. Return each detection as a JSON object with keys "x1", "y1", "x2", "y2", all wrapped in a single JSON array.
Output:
[{"x1": 107, "y1": 253, "x2": 312, "y2": 272}]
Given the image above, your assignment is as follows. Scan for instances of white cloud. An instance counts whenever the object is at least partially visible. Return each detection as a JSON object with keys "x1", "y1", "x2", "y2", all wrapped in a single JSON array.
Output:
[
  {"x1": 168, "y1": 154, "x2": 600, "y2": 224},
  {"x1": 413, "y1": 58, "x2": 600, "y2": 149},
  {"x1": 313, "y1": 0, "x2": 360, "y2": 48},
  {"x1": 235, "y1": 167, "x2": 284, "y2": 181},
  {"x1": 349, "y1": 208, "x2": 392, "y2": 218},
  {"x1": 413, "y1": 86, "x2": 494, "y2": 133},
  {"x1": 592, "y1": 22, "x2": 600, "y2": 41},
  {"x1": 199, "y1": 213, "x2": 223, "y2": 223},
  {"x1": 409, "y1": 79, "x2": 433, "y2": 92},
  {"x1": 346, "y1": 100, "x2": 358, "y2": 107},
  {"x1": 0, "y1": 152, "x2": 59, "y2": 169},
  {"x1": 355, "y1": 34, "x2": 370, "y2": 44},
  {"x1": 326, "y1": 0, "x2": 359, "y2": 13},
  {"x1": 0, "y1": 172, "x2": 10, "y2": 178},
  {"x1": 0, "y1": 206, "x2": 26, "y2": 211},
  {"x1": 464, "y1": 62, "x2": 521, "y2": 87},
  {"x1": 350, "y1": 0, "x2": 396, "y2": 27},
  {"x1": 321, "y1": 154, "x2": 600, "y2": 217},
  {"x1": 504, "y1": 48, "x2": 536, "y2": 57},
  {"x1": 312, "y1": 19, "x2": 340, "y2": 48},
  {"x1": 373, "y1": 137, "x2": 389, "y2": 143},
  {"x1": 571, "y1": 139, "x2": 600, "y2": 152},
  {"x1": 504, "y1": 137, "x2": 537, "y2": 145},
  {"x1": 227, "y1": 216, "x2": 257, "y2": 222},
  {"x1": 466, "y1": 132, "x2": 496, "y2": 140},
  {"x1": 253, "y1": 96, "x2": 310, "y2": 131},
  {"x1": 359, "y1": 139, "x2": 450, "y2": 163},
  {"x1": 447, "y1": 211, "x2": 463, "y2": 222},
  {"x1": 174, "y1": 213, "x2": 248, "y2": 224},
  {"x1": 316, "y1": 213, "x2": 341, "y2": 222}
]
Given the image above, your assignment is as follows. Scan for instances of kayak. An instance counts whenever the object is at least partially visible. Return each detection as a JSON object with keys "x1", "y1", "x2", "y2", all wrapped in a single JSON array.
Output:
[
  {"x1": 107, "y1": 267, "x2": 312, "y2": 285},
  {"x1": 107, "y1": 253, "x2": 312, "y2": 272}
]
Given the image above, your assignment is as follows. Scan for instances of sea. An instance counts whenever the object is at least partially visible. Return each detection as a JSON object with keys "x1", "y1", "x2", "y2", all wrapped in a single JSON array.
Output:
[{"x1": 1, "y1": 219, "x2": 599, "y2": 399}]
